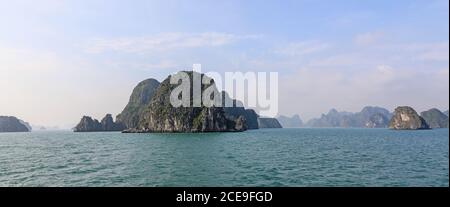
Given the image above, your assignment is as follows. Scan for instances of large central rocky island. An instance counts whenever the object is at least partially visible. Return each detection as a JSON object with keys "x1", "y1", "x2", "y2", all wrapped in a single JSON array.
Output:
[
  {"x1": 126, "y1": 72, "x2": 247, "y2": 132},
  {"x1": 74, "y1": 71, "x2": 268, "y2": 133}
]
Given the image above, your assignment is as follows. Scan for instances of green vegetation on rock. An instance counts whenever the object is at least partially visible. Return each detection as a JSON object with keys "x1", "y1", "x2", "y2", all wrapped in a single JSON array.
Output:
[
  {"x1": 132, "y1": 71, "x2": 248, "y2": 133},
  {"x1": 116, "y1": 78, "x2": 160, "y2": 129}
]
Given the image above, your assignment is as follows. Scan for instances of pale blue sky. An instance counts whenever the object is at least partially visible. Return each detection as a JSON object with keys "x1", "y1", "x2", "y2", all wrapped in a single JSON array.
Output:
[{"x1": 0, "y1": 0, "x2": 448, "y2": 127}]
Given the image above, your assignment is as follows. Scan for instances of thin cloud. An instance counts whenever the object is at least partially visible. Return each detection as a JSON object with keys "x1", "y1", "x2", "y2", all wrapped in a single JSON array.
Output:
[
  {"x1": 354, "y1": 32, "x2": 384, "y2": 45},
  {"x1": 414, "y1": 43, "x2": 449, "y2": 61},
  {"x1": 373, "y1": 42, "x2": 450, "y2": 62},
  {"x1": 85, "y1": 32, "x2": 261, "y2": 54}
]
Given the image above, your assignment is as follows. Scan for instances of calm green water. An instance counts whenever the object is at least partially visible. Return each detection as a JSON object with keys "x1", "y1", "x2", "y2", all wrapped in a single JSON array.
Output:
[{"x1": 0, "y1": 128, "x2": 448, "y2": 187}]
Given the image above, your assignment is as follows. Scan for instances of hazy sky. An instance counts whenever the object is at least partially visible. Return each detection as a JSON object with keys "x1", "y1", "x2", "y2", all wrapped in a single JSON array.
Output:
[{"x1": 0, "y1": 0, "x2": 449, "y2": 128}]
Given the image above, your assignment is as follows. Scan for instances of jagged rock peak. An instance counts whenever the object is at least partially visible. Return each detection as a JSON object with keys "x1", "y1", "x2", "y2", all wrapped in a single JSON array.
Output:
[
  {"x1": 74, "y1": 114, "x2": 125, "y2": 132},
  {"x1": 388, "y1": 106, "x2": 430, "y2": 130},
  {"x1": 116, "y1": 78, "x2": 160, "y2": 129}
]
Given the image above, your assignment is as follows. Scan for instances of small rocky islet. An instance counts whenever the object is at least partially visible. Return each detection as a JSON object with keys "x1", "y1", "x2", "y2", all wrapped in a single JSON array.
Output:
[
  {"x1": 420, "y1": 108, "x2": 449, "y2": 128},
  {"x1": 74, "y1": 114, "x2": 125, "y2": 132},
  {"x1": 74, "y1": 71, "x2": 281, "y2": 133},
  {"x1": 0, "y1": 116, "x2": 31, "y2": 133},
  {"x1": 388, "y1": 106, "x2": 430, "y2": 130}
]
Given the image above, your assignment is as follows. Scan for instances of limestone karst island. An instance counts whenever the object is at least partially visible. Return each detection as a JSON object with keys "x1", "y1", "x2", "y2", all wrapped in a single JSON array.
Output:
[{"x1": 73, "y1": 71, "x2": 280, "y2": 133}]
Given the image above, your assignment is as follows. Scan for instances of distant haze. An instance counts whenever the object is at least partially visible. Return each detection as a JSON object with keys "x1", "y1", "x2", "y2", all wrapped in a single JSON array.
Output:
[{"x1": 0, "y1": 0, "x2": 448, "y2": 128}]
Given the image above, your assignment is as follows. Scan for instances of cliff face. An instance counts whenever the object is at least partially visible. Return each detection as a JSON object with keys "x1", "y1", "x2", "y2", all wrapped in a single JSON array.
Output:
[
  {"x1": 132, "y1": 72, "x2": 247, "y2": 133},
  {"x1": 19, "y1": 120, "x2": 32, "y2": 131},
  {"x1": 420, "y1": 108, "x2": 449, "y2": 128},
  {"x1": 219, "y1": 91, "x2": 258, "y2": 130},
  {"x1": 101, "y1": 114, "x2": 126, "y2": 131},
  {"x1": 75, "y1": 78, "x2": 160, "y2": 132},
  {"x1": 223, "y1": 107, "x2": 259, "y2": 129},
  {"x1": 242, "y1": 109, "x2": 259, "y2": 129},
  {"x1": 74, "y1": 114, "x2": 125, "y2": 132},
  {"x1": 278, "y1": 115, "x2": 303, "y2": 128},
  {"x1": 116, "y1": 78, "x2": 160, "y2": 129},
  {"x1": 258, "y1": 118, "x2": 283, "y2": 128},
  {"x1": 0, "y1": 116, "x2": 30, "y2": 133},
  {"x1": 389, "y1": 106, "x2": 430, "y2": 130},
  {"x1": 74, "y1": 116, "x2": 102, "y2": 132}
]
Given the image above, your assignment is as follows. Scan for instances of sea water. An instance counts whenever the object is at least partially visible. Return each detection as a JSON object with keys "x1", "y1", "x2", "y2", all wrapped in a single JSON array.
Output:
[{"x1": 0, "y1": 128, "x2": 448, "y2": 187}]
